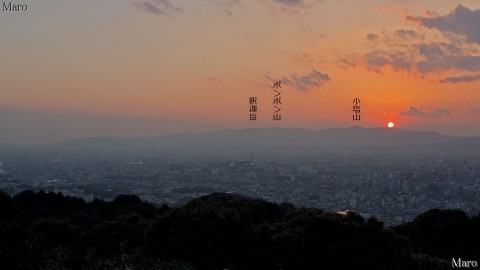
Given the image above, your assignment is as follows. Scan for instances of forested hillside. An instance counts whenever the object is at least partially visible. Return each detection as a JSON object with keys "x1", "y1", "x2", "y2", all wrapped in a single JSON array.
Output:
[{"x1": 0, "y1": 190, "x2": 478, "y2": 270}]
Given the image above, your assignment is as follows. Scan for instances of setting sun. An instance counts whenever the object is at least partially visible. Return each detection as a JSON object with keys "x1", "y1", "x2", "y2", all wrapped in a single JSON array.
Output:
[{"x1": 387, "y1": 122, "x2": 395, "y2": 128}]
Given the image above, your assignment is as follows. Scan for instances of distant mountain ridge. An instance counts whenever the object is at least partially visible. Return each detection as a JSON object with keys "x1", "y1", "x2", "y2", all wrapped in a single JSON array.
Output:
[
  {"x1": 55, "y1": 126, "x2": 480, "y2": 154},
  {"x1": 0, "y1": 108, "x2": 214, "y2": 146}
]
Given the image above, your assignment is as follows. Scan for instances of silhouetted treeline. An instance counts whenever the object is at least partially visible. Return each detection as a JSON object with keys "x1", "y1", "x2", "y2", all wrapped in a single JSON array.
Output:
[{"x1": 0, "y1": 189, "x2": 479, "y2": 270}]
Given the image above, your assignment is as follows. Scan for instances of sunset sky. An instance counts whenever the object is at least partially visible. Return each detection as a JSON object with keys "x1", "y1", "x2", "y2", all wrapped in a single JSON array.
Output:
[{"x1": 1, "y1": 0, "x2": 480, "y2": 137}]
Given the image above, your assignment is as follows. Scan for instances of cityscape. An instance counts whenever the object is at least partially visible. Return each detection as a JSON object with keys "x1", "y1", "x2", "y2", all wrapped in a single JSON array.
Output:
[
  {"x1": 2, "y1": 145, "x2": 479, "y2": 225},
  {"x1": 2, "y1": 0, "x2": 480, "y2": 268}
]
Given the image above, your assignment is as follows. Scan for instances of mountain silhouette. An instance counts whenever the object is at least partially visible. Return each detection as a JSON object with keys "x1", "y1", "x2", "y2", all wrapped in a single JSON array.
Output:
[{"x1": 55, "y1": 126, "x2": 480, "y2": 154}]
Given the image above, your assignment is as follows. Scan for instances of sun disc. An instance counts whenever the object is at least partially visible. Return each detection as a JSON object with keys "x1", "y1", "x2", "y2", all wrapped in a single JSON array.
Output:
[{"x1": 387, "y1": 122, "x2": 394, "y2": 128}]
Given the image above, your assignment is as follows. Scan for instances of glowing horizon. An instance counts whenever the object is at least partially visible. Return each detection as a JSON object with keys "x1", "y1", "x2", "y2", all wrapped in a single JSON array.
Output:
[{"x1": 1, "y1": 0, "x2": 480, "y2": 137}]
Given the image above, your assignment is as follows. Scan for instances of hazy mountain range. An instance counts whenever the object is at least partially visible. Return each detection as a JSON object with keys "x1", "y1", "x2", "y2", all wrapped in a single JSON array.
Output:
[
  {"x1": 1, "y1": 108, "x2": 479, "y2": 154},
  {"x1": 55, "y1": 126, "x2": 480, "y2": 155},
  {"x1": 0, "y1": 108, "x2": 215, "y2": 147}
]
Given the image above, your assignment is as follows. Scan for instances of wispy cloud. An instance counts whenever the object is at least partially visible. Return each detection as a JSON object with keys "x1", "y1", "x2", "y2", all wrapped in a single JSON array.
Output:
[
  {"x1": 132, "y1": 0, "x2": 323, "y2": 16},
  {"x1": 338, "y1": 58, "x2": 357, "y2": 69},
  {"x1": 423, "y1": 10, "x2": 439, "y2": 18},
  {"x1": 267, "y1": 69, "x2": 330, "y2": 91},
  {"x1": 400, "y1": 106, "x2": 450, "y2": 118},
  {"x1": 364, "y1": 51, "x2": 390, "y2": 72},
  {"x1": 362, "y1": 30, "x2": 480, "y2": 75},
  {"x1": 132, "y1": 0, "x2": 183, "y2": 16},
  {"x1": 364, "y1": 49, "x2": 414, "y2": 72},
  {"x1": 273, "y1": 0, "x2": 303, "y2": 6},
  {"x1": 407, "y1": 5, "x2": 480, "y2": 44},
  {"x1": 366, "y1": 33, "x2": 379, "y2": 42},
  {"x1": 416, "y1": 43, "x2": 480, "y2": 73},
  {"x1": 440, "y1": 74, "x2": 480, "y2": 84},
  {"x1": 394, "y1": 29, "x2": 425, "y2": 41},
  {"x1": 259, "y1": 0, "x2": 323, "y2": 13},
  {"x1": 206, "y1": 0, "x2": 240, "y2": 16},
  {"x1": 356, "y1": 5, "x2": 480, "y2": 79},
  {"x1": 293, "y1": 52, "x2": 316, "y2": 65},
  {"x1": 471, "y1": 106, "x2": 480, "y2": 114},
  {"x1": 337, "y1": 53, "x2": 361, "y2": 70},
  {"x1": 207, "y1": 76, "x2": 221, "y2": 84}
]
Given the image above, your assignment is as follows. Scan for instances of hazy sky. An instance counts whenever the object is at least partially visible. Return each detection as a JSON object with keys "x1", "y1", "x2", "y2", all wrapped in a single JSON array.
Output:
[{"x1": 1, "y1": 0, "x2": 480, "y2": 136}]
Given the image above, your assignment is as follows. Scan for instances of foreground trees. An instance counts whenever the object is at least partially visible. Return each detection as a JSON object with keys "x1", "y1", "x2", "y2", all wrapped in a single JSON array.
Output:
[{"x1": 0, "y1": 190, "x2": 478, "y2": 270}]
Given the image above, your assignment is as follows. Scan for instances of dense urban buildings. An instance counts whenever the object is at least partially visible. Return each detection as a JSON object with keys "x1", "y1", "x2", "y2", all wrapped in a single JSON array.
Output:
[{"x1": 1, "y1": 150, "x2": 479, "y2": 225}]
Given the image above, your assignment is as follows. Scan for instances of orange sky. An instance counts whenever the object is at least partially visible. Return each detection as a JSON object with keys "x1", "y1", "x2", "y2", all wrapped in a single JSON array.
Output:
[{"x1": 1, "y1": 0, "x2": 480, "y2": 136}]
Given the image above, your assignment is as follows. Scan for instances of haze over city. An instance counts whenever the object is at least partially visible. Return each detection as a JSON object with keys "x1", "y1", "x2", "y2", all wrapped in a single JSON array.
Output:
[{"x1": 2, "y1": 1, "x2": 480, "y2": 269}]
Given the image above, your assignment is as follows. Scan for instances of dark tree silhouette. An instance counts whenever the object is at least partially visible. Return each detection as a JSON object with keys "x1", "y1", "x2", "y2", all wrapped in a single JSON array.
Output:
[{"x1": 1, "y1": 189, "x2": 479, "y2": 270}]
